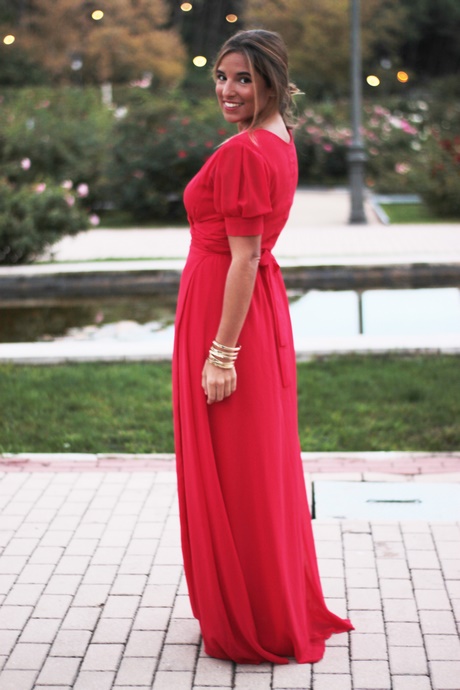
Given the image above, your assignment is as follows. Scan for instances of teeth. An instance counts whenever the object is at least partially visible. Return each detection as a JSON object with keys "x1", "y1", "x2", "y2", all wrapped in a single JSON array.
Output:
[{"x1": 224, "y1": 102, "x2": 240, "y2": 108}]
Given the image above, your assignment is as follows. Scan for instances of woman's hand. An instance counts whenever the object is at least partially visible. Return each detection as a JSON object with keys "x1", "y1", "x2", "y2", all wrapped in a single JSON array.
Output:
[{"x1": 202, "y1": 359, "x2": 237, "y2": 405}]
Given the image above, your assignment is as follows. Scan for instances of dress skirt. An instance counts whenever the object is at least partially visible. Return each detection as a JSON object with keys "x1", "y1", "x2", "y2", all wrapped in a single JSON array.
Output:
[{"x1": 172, "y1": 244, "x2": 353, "y2": 665}]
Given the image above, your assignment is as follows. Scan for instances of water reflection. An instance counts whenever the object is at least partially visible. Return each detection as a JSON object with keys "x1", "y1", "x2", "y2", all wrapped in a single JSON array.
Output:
[{"x1": 0, "y1": 287, "x2": 459, "y2": 344}]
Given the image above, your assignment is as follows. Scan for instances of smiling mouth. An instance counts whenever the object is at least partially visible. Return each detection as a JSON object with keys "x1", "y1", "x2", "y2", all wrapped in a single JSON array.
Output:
[{"x1": 223, "y1": 101, "x2": 243, "y2": 110}]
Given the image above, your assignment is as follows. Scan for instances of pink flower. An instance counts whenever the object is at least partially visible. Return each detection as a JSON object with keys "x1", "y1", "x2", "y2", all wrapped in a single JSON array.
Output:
[
  {"x1": 205, "y1": 141, "x2": 214, "y2": 148},
  {"x1": 65, "y1": 195, "x2": 75, "y2": 207},
  {"x1": 177, "y1": 150, "x2": 187, "y2": 159},
  {"x1": 21, "y1": 158, "x2": 31, "y2": 170},
  {"x1": 395, "y1": 162, "x2": 411, "y2": 174},
  {"x1": 35, "y1": 182, "x2": 46, "y2": 193},
  {"x1": 61, "y1": 180, "x2": 73, "y2": 190},
  {"x1": 323, "y1": 143, "x2": 333, "y2": 152},
  {"x1": 89, "y1": 214, "x2": 100, "y2": 226},
  {"x1": 77, "y1": 183, "x2": 89, "y2": 197},
  {"x1": 132, "y1": 170, "x2": 145, "y2": 179}
]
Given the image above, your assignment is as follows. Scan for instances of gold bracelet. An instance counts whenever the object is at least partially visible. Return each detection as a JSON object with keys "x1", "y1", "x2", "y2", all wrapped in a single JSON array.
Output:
[
  {"x1": 212, "y1": 340, "x2": 241, "y2": 353},
  {"x1": 208, "y1": 347, "x2": 238, "y2": 362},
  {"x1": 206, "y1": 356, "x2": 235, "y2": 370}
]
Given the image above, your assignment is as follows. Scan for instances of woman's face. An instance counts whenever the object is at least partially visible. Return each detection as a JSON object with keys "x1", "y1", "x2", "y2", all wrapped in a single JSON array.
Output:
[{"x1": 215, "y1": 51, "x2": 273, "y2": 131}]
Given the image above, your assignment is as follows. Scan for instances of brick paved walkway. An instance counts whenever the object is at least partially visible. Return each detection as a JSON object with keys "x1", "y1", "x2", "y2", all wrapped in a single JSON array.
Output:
[{"x1": 1, "y1": 455, "x2": 459, "y2": 689}]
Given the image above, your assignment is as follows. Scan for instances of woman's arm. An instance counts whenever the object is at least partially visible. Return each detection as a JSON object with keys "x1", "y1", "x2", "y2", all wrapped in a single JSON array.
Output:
[{"x1": 202, "y1": 234, "x2": 261, "y2": 405}]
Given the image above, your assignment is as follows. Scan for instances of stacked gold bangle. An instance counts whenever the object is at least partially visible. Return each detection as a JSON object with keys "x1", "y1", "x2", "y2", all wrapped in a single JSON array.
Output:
[{"x1": 207, "y1": 340, "x2": 241, "y2": 370}]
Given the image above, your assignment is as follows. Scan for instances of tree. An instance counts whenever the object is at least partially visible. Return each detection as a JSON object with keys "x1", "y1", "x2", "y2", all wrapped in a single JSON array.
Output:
[
  {"x1": 0, "y1": 0, "x2": 186, "y2": 86},
  {"x1": 244, "y1": 0, "x2": 408, "y2": 97}
]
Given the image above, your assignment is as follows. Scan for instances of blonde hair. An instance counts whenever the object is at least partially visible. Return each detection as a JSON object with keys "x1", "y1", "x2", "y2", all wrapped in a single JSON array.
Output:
[{"x1": 213, "y1": 29, "x2": 300, "y2": 130}]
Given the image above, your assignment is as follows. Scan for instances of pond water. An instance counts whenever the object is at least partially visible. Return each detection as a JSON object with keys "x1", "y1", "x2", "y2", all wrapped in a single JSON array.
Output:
[{"x1": 1, "y1": 287, "x2": 459, "y2": 344}]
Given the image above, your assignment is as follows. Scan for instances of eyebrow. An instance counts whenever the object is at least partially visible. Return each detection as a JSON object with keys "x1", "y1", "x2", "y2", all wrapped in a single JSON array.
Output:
[{"x1": 216, "y1": 69, "x2": 252, "y2": 77}]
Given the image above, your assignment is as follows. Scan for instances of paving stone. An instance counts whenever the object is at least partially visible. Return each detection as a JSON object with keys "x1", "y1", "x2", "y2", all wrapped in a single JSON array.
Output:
[
  {"x1": 101, "y1": 595, "x2": 141, "y2": 619},
  {"x1": 73, "y1": 670, "x2": 115, "y2": 690},
  {"x1": 5, "y1": 643, "x2": 50, "y2": 670},
  {"x1": 0, "y1": 669, "x2": 38, "y2": 690},
  {"x1": 348, "y1": 610, "x2": 385, "y2": 633},
  {"x1": 348, "y1": 588, "x2": 382, "y2": 610},
  {"x1": 73, "y1": 583, "x2": 111, "y2": 607},
  {"x1": 419, "y1": 610, "x2": 458, "y2": 635},
  {"x1": 125, "y1": 630, "x2": 164, "y2": 657},
  {"x1": 64, "y1": 539, "x2": 98, "y2": 557},
  {"x1": 351, "y1": 633, "x2": 387, "y2": 660},
  {"x1": 380, "y1": 579, "x2": 414, "y2": 599},
  {"x1": 403, "y1": 533, "x2": 435, "y2": 550},
  {"x1": 141, "y1": 584, "x2": 177, "y2": 607},
  {"x1": 118, "y1": 555, "x2": 155, "y2": 575},
  {"x1": 133, "y1": 607, "x2": 171, "y2": 631},
  {"x1": 157, "y1": 643, "x2": 198, "y2": 671},
  {"x1": 429, "y1": 660, "x2": 460, "y2": 690},
  {"x1": 44, "y1": 574, "x2": 82, "y2": 596},
  {"x1": 415, "y1": 588, "x2": 452, "y2": 610},
  {"x1": 411, "y1": 569, "x2": 446, "y2": 590},
  {"x1": 80, "y1": 643, "x2": 124, "y2": 671},
  {"x1": 148, "y1": 565, "x2": 182, "y2": 586},
  {"x1": 17, "y1": 564, "x2": 55, "y2": 584},
  {"x1": 0, "y1": 606, "x2": 33, "y2": 630},
  {"x1": 425, "y1": 634, "x2": 460, "y2": 661},
  {"x1": 314, "y1": 645, "x2": 349, "y2": 673},
  {"x1": 36, "y1": 657, "x2": 81, "y2": 686},
  {"x1": 151, "y1": 670, "x2": 193, "y2": 690},
  {"x1": 376, "y1": 559, "x2": 410, "y2": 580},
  {"x1": 165, "y1": 618, "x2": 201, "y2": 645},
  {"x1": 406, "y1": 550, "x2": 441, "y2": 569},
  {"x1": 441, "y1": 560, "x2": 460, "y2": 579},
  {"x1": 392, "y1": 676, "x2": 432, "y2": 690},
  {"x1": 4, "y1": 584, "x2": 45, "y2": 607},
  {"x1": 172, "y1": 595, "x2": 194, "y2": 619},
  {"x1": 344, "y1": 550, "x2": 376, "y2": 568},
  {"x1": 0, "y1": 630, "x2": 20, "y2": 656},
  {"x1": 54, "y1": 556, "x2": 91, "y2": 576},
  {"x1": 389, "y1": 646, "x2": 428, "y2": 675},
  {"x1": 272, "y1": 661, "x2": 313, "y2": 689},
  {"x1": 115, "y1": 657, "x2": 157, "y2": 686},
  {"x1": 90, "y1": 547, "x2": 125, "y2": 565},
  {"x1": 351, "y1": 660, "x2": 391, "y2": 689},
  {"x1": 61, "y1": 607, "x2": 101, "y2": 631},
  {"x1": 194, "y1": 657, "x2": 234, "y2": 686},
  {"x1": 33, "y1": 594, "x2": 72, "y2": 618},
  {"x1": 110, "y1": 574, "x2": 148, "y2": 596},
  {"x1": 0, "y1": 557, "x2": 29, "y2": 576},
  {"x1": 50, "y1": 630, "x2": 92, "y2": 657},
  {"x1": 91, "y1": 618, "x2": 132, "y2": 644},
  {"x1": 313, "y1": 674, "x2": 351, "y2": 690},
  {"x1": 386, "y1": 622, "x2": 423, "y2": 647},
  {"x1": 345, "y1": 568, "x2": 378, "y2": 588},
  {"x1": 82, "y1": 565, "x2": 118, "y2": 585},
  {"x1": 383, "y1": 598, "x2": 418, "y2": 622}
]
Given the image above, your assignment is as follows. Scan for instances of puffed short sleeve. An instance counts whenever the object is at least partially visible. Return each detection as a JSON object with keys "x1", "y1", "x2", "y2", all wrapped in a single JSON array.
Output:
[{"x1": 213, "y1": 139, "x2": 272, "y2": 236}]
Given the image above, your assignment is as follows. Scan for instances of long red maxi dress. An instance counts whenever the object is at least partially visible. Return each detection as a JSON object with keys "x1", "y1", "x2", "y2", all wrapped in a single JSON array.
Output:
[{"x1": 172, "y1": 128, "x2": 353, "y2": 665}]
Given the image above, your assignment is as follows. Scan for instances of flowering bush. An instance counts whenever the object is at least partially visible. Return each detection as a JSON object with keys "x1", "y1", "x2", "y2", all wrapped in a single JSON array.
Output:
[
  {"x1": 0, "y1": 179, "x2": 88, "y2": 264},
  {"x1": 105, "y1": 95, "x2": 233, "y2": 221},
  {"x1": 417, "y1": 133, "x2": 460, "y2": 217},
  {"x1": 294, "y1": 100, "x2": 428, "y2": 192}
]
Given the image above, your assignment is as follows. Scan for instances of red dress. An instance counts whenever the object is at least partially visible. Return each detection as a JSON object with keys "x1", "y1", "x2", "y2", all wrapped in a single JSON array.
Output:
[{"x1": 172, "y1": 129, "x2": 353, "y2": 665}]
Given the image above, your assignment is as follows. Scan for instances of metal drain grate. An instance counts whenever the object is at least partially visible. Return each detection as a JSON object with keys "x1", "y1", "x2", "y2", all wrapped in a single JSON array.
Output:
[{"x1": 312, "y1": 481, "x2": 460, "y2": 520}]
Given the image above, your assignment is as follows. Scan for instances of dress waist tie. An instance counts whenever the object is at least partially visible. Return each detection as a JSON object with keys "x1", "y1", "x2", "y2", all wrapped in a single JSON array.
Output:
[{"x1": 259, "y1": 249, "x2": 291, "y2": 388}]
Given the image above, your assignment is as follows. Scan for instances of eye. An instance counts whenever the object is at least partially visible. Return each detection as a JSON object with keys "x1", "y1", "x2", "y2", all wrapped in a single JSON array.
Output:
[
  {"x1": 240, "y1": 77, "x2": 252, "y2": 84},
  {"x1": 216, "y1": 73, "x2": 226, "y2": 82}
]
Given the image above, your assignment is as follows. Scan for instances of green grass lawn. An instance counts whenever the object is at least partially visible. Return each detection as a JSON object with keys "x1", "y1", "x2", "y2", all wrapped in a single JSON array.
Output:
[
  {"x1": 1, "y1": 356, "x2": 458, "y2": 454},
  {"x1": 379, "y1": 203, "x2": 457, "y2": 224}
]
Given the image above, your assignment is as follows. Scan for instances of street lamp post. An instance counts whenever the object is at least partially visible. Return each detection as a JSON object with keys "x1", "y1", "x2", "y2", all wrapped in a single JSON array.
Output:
[{"x1": 348, "y1": 0, "x2": 367, "y2": 224}]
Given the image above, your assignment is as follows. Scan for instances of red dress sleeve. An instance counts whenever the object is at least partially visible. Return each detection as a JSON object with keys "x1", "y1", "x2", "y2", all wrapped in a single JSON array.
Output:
[{"x1": 212, "y1": 138, "x2": 272, "y2": 236}]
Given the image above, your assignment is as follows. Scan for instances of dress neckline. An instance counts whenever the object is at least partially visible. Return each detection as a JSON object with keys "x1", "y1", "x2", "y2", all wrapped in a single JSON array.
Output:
[{"x1": 253, "y1": 128, "x2": 293, "y2": 145}]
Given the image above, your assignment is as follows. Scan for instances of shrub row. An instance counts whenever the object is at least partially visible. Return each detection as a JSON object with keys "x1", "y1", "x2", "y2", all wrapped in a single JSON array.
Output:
[{"x1": 0, "y1": 86, "x2": 459, "y2": 263}]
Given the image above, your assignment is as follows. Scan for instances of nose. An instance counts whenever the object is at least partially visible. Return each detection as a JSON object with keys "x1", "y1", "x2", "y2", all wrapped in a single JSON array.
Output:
[{"x1": 222, "y1": 79, "x2": 236, "y2": 98}]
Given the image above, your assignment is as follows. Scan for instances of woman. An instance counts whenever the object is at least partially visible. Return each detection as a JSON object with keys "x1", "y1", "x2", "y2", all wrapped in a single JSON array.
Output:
[{"x1": 172, "y1": 29, "x2": 353, "y2": 665}]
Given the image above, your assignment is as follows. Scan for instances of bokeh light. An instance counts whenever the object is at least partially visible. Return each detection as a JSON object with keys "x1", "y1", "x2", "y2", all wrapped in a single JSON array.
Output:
[
  {"x1": 3, "y1": 35, "x2": 15, "y2": 45},
  {"x1": 366, "y1": 75, "x2": 380, "y2": 87},
  {"x1": 181, "y1": 3, "x2": 193, "y2": 11},
  {"x1": 192, "y1": 56, "x2": 207, "y2": 68},
  {"x1": 226, "y1": 14, "x2": 238, "y2": 23},
  {"x1": 397, "y1": 70, "x2": 409, "y2": 83},
  {"x1": 91, "y1": 10, "x2": 104, "y2": 21}
]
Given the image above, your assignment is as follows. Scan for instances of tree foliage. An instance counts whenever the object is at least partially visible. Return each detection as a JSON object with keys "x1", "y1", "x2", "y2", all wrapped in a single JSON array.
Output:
[
  {"x1": 0, "y1": 0, "x2": 186, "y2": 85},
  {"x1": 244, "y1": 0, "x2": 408, "y2": 96}
]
